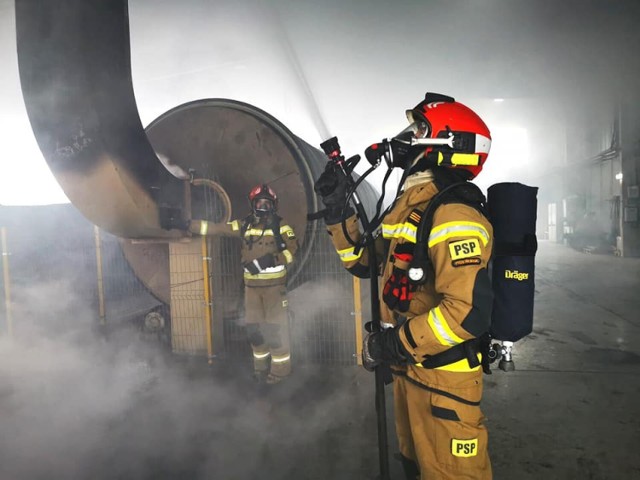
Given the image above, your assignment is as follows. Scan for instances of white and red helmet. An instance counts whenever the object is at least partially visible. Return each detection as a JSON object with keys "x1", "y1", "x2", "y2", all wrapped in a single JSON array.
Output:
[
  {"x1": 248, "y1": 184, "x2": 278, "y2": 214},
  {"x1": 401, "y1": 93, "x2": 492, "y2": 179}
]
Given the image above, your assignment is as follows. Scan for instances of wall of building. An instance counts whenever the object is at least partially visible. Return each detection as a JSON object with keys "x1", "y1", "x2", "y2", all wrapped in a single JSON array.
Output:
[{"x1": 620, "y1": 101, "x2": 640, "y2": 257}]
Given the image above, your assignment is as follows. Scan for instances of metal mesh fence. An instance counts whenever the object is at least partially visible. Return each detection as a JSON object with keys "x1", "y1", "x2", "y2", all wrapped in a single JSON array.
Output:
[
  {"x1": 168, "y1": 240, "x2": 208, "y2": 356},
  {"x1": 214, "y1": 223, "x2": 361, "y2": 367},
  {"x1": 288, "y1": 224, "x2": 360, "y2": 366},
  {"x1": 0, "y1": 206, "x2": 161, "y2": 338},
  {"x1": 0, "y1": 205, "x2": 366, "y2": 366},
  {"x1": 99, "y1": 231, "x2": 165, "y2": 325}
]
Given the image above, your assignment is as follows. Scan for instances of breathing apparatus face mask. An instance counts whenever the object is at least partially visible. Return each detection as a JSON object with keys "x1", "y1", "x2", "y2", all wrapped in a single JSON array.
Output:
[
  {"x1": 364, "y1": 131, "x2": 424, "y2": 171},
  {"x1": 253, "y1": 198, "x2": 274, "y2": 218},
  {"x1": 398, "y1": 119, "x2": 430, "y2": 140},
  {"x1": 391, "y1": 124, "x2": 485, "y2": 174},
  {"x1": 388, "y1": 123, "x2": 430, "y2": 170},
  {"x1": 367, "y1": 109, "x2": 470, "y2": 168}
]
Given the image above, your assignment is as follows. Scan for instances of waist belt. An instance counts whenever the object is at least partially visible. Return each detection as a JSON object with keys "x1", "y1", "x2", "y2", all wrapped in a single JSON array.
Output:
[{"x1": 418, "y1": 335, "x2": 490, "y2": 372}]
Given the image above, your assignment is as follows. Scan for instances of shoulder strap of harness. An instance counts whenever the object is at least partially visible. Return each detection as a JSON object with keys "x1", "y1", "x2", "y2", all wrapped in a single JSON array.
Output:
[
  {"x1": 405, "y1": 182, "x2": 492, "y2": 373},
  {"x1": 241, "y1": 214, "x2": 257, "y2": 248},
  {"x1": 270, "y1": 215, "x2": 287, "y2": 252},
  {"x1": 240, "y1": 214, "x2": 253, "y2": 237},
  {"x1": 407, "y1": 181, "x2": 486, "y2": 285},
  {"x1": 416, "y1": 181, "x2": 487, "y2": 243}
]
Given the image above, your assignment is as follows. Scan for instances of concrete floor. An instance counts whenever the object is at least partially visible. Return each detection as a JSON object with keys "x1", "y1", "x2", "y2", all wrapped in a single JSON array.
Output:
[
  {"x1": 1, "y1": 240, "x2": 639, "y2": 479},
  {"x1": 485, "y1": 240, "x2": 640, "y2": 479}
]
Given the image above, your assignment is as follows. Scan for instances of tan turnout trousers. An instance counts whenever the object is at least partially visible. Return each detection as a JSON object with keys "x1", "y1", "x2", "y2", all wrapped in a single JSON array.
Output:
[
  {"x1": 245, "y1": 284, "x2": 291, "y2": 378},
  {"x1": 327, "y1": 174, "x2": 493, "y2": 479}
]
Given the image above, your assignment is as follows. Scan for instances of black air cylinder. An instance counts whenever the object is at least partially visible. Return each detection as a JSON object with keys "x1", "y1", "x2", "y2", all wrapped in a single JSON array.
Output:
[{"x1": 487, "y1": 182, "x2": 538, "y2": 342}]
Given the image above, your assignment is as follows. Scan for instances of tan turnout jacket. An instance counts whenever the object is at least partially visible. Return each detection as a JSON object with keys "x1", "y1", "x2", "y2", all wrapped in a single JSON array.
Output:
[
  {"x1": 190, "y1": 216, "x2": 298, "y2": 287},
  {"x1": 327, "y1": 176, "x2": 493, "y2": 385}
]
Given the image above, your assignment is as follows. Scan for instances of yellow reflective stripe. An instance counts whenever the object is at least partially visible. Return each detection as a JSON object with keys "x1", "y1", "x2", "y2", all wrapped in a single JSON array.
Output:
[
  {"x1": 282, "y1": 249, "x2": 294, "y2": 264},
  {"x1": 381, "y1": 222, "x2": 417, "y2": 243},
  {"x1": 243, "y1": 270, "x2": 287, "y2": 280},
  {"x1": 415, "y1": 353, "x2": 482, "y2": 372},
  {"x1": 199, "y1": 221, "x2": 208, "y2": 236},
  {"x1": 271, "y1": 354, "x2": 291, "y2": 363},
  {"x1": 436, "y1": 354, "x2": 482, "y2": 372},
  {"x1": 253, "y1": 351, "x2": 270, "y2": 359},
  {"x1": 244, "y1": 226, "x2": 294, "y2": 237},
  {"x1": 337, "y1": 246, "x2": 363, "y2": 262},
  {"x1": 437, "y1": 151, "x2": 480, "y2": 166},
  {"x1": 229, "y1": 220, "x2": 240, "y2": 231},
  {"x1": 245, "y1": 228, "x2": 273, "y2": 237},
  {"x1": 428, "y1": 221, "x2": 489, "y2": 248},
  {"x1": 427, "y1": 307, "x2": 465, "y2": 346}
]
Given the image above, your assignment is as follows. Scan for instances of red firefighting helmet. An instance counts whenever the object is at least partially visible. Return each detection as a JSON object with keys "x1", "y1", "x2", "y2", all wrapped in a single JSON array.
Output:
[
  {"x1": 403, "y1": 92, "x2": 492, "y2": 179},
  {"x1": 248, "y1": 184, "x2": 278, "y2": 214}
]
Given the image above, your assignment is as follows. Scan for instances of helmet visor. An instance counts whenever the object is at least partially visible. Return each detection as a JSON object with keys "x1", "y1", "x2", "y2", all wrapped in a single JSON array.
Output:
[
  {"x1": 254, "y1": 198, "x2": 274, "y2": 212},
  {"x1": 397, "y1": 119, "x2": 430, "y2": 140}
]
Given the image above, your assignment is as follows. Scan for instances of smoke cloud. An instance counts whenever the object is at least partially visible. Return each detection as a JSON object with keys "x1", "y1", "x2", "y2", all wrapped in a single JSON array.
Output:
[{"x1": 0, "y1": 275, "x2": 380, "y2": 480}]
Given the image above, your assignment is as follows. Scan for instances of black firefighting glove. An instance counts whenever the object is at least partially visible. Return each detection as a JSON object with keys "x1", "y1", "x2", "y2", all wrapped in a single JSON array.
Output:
[
  {"x1": 382, "y1": 267, "x2": 416, "y2": 313},
  {"x1": 313, "y1": 163, "x2": 354, "y2": 225},
  {"x1": 243, "y1": 253, "x2": 276, "y2": 275},
  {"x1": 362, "y1": 325, "x2": 410, "y2": 372}
]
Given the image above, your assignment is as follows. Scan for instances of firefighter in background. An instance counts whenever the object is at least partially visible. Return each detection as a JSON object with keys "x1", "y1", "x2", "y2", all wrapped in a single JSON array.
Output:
[
  {"x1": 315, "y1": 93, "x2": 494, "y2": 479},
  {"x1": 190, "y1": 184, "x2": 298, "y2": 385}
]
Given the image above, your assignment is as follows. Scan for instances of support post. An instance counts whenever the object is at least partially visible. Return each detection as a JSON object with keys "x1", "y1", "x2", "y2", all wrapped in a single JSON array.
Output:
[
  {"x1": 201, "y1": 236, "x2": 214, "y2": 364},
  {"x1": 1, "y1": 227, "x2": 12, "y2": 337},
  {"x1": 353, "y1": 276, "x2": 363, "y2": 365},
  {"x1": 94, "y1": 225, "x2": 106, "y2": 325}
]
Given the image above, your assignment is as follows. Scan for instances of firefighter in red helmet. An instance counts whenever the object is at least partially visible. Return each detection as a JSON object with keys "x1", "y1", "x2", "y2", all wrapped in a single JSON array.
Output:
[
  {"x1": 190, "y1": 184, "x2": 298, "y2": 385},
  {"x1": 315, "y1": 93, "x2": 493, "y2": 479}
]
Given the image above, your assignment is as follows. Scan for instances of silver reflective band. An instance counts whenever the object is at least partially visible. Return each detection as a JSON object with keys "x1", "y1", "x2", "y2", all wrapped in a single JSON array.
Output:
[
  {"x1": 381, "y1": 223, "x2": 417, "y2": 242},
  {"x1": 475, "y1": 134, "x2": 491, "y2": 154},
  {"x1": 428, "y1": 223, "x2": 490, "y2": 247},
  {"x1": 337, "y1": 247, "x2": 363, "y2": 262},
  {"x1": 271, "y1": 354, "x2": 291, "y2": 363},
  {"x1": 253, "y1": 351, "x2": 270, "y2": 359},
  {"x1": 243, "y1": 264, "x2": 286, "y2": 274},
  {"x1": 199, "y1": 221, "x2": 208, "y2": 236},
  {"x1": 262, "y1": 265, "x2": 285, "y2": 273},
  {"x1": 430, "y1": 310, "x2": 458, "y2": 346}
]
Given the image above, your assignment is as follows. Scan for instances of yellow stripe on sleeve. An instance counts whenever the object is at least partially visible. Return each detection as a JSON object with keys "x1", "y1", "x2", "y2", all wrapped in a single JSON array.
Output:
[{"x1": 428, "y1": 221, "x2": 489, "y2": 248}]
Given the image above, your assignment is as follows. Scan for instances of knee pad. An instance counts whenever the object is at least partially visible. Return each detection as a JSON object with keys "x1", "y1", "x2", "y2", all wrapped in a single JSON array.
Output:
[
  {"x1": 264, "y1": 323, "x2": 282, "y2": 349},
  {"x1": 246, "y1": 324, "x2": 264, "y2": 346}
]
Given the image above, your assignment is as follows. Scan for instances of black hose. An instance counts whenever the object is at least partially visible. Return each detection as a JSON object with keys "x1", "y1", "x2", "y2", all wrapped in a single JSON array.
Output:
[
  {"x1": 335, "y1": 161, "x2": 390, "y2": 480},
  {"x1": 350, "y1": 186, "x2": 390, "y2": 480}
]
